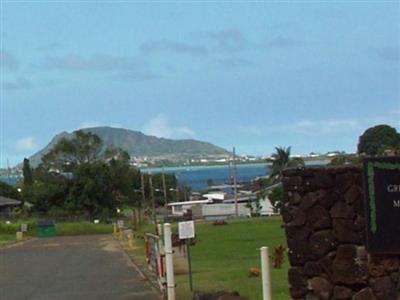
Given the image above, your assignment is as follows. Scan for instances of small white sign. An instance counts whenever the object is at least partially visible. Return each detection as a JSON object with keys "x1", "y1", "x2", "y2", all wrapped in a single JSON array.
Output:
[
  {"x1": 117, "y1": 220, "x2": 124, "y2": 229},
  {"x1": 21, "y1": 224, "x2": 28, "y2": 232},
  {"x1": 178, "y1": 220, "x2": 195, "y2": 240}
]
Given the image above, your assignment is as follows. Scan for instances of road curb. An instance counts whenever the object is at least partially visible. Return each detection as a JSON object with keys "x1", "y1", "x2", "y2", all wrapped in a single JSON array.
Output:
[
  {"x1": 113, "y1": 236, "x2": 164, "y2": 300},
  {"x1": 0, "y1": 237, "x2": 37, "y2": 249}
]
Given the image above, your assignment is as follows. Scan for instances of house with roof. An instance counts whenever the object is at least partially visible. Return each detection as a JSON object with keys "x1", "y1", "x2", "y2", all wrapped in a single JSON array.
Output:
[{"x1": 0, "y1": 196, "x2": 22, "y2": 217}]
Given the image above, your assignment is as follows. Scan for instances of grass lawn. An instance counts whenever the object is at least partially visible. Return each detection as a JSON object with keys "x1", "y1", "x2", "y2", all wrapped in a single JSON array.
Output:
[
  {"x1": 55, "y1": 222, "x2": 112, "y2": 236},
  {"x1": 0, "y1": 233, "x2": 16, "y2": 246},
  {"x1": 0, "y1": 220, "x2": 113, "y2": 237},
  {"x1": 129, "y1": 217, "x2": 289, "y2": 300}
]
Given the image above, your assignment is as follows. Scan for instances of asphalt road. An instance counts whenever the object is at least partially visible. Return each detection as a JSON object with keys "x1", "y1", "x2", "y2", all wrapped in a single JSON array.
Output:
[{"x1": 0, "y1": 235, "x2": 161, "y2": 300}]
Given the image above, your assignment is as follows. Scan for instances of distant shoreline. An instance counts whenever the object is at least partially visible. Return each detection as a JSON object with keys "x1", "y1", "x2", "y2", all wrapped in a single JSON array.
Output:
[{"x1": 141, "y1": 159, "x2": 331, "y2": 174}]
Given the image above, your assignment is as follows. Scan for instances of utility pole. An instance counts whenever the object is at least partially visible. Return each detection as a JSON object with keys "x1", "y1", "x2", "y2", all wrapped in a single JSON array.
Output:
[
  {"x1": 7, "y1": 159, "x2": 10, "y2": 180},
  {"x1": 228, "y1": 159, "x2": 234, "y2": 185},
  {"x1": 149, "y1": 174, "x2": 156, "y2": 227},
  {"x1": 162, "y1": 168, "x2": 168, "y2": 205},
  {"x1": 183, "y1": 185, "x2": 188, "y2": 202},
  {"x1": 233, "y1": 147, "x2": 238, "y2": 218},
  {"x1": 176, "y1": 185, "x2": 180, "y2": 202},
  {"x1": 175, "y1": 175, "x2": 180, "y2": 202},
  {"x1": 140, "y1": 173, "x2": 146, "y2": 224}
]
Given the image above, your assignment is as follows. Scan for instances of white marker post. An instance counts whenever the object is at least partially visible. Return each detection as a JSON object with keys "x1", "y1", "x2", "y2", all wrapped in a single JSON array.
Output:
[
  {"x1": 164, "y1": 223, "x2": 175, "y2": 300},
  {"x1": 261, "y1": 246, "x2": 272, "y2": 300}
]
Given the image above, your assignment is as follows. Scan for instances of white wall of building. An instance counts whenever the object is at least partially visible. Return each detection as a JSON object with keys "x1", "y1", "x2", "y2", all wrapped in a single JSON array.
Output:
[{"x1": 202, "y1": 203, "x2": 250, "y2": 218}]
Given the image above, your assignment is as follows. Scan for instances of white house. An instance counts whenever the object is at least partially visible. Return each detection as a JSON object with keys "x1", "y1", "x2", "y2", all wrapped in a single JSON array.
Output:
[{"x1": 167, "y1": 200, "x2": 212, "y2": 217}]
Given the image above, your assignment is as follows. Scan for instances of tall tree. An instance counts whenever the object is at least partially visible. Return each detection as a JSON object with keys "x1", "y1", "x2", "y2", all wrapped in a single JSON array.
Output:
[
  {"x1": 66, "y1": 162, "x2": 115, "y2": 220},
  {"x1": 41, "y1": 130, "x2": 104, "y2": 171},
  {"x1": 358, "y1": 124, "x2": 400, "y2": 156},
  {"x1": 22, "y1": 158, "x2": 33, "y2": 186},
  {"x1": 30, "y1": 174, "x2": 70, "y2": 213}
]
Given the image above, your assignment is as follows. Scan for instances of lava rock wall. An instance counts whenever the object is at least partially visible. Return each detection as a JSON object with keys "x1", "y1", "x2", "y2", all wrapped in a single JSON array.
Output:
[{"x1": 282, "y1": 166, "x2": 400, "y2": 300}]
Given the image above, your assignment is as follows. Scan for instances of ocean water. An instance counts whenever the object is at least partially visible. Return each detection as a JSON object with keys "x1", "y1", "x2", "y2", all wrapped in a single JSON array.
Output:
[
  {"x1": 163, "y1": 163, "x2": 271, "y2": 191},
  {"x1": 142, "y1": 160, "x2": 329, "y2": 191}
]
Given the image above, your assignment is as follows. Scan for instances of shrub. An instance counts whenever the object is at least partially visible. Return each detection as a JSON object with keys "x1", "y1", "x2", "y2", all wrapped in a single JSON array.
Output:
[{"x1": 271, "y1": 244, "x2": 286, "y2": 268}]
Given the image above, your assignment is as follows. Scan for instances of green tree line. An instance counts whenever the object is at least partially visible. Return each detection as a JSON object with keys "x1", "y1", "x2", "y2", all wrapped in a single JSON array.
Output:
[{"x1": 17, "y1": 131, "x2": 180, "y2": 220}]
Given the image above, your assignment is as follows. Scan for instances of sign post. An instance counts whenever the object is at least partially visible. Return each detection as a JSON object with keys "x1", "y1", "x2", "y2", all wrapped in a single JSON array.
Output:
[
  {"x1": 178, "y1": 220, "x2": 195, "y2": 291},
  {"x1": 21, "y1": 224, "x2": 28, "y2": 233},
  {"x1": 117, "y1": 220, "x2": 124, "y2": 239},
  {"x1": 363, "y1": 157, "x2": 400, "y2": 254}
]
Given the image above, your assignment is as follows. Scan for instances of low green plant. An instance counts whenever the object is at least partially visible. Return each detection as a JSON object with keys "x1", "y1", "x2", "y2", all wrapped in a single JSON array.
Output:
[{"x1": 271, "y1": 244, "x2": 286, "y2": 269}]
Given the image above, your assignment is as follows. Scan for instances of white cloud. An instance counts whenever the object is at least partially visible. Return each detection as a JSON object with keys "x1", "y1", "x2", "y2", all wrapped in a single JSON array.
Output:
[
  {"x1": 142, "y1": 114, "x2": 195, "y2": 139},
  {"x1": 75, "y1": 122, "x2": 123, "y2": 132},
  {"x1": 16, "y1": 137, "x2": 37, "y2": 151},
  {"x1": 78, "y1": 121, "x2": 103, "y2": 129},
  {"x1": 276, "y1": 114, "x2": 400, "y2": 137},
  {"x1": 288, "y1": 119, "x2": 360, "y2": 135}
]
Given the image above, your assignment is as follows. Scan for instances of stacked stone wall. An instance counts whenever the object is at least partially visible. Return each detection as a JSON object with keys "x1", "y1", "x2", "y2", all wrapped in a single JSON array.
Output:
[{"x1": 282, "y1": 166, "x2": 400, "y2": 300}]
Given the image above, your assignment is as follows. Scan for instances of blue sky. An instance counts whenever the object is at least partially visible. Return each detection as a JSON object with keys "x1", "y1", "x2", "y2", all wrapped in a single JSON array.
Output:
[{"x1": 1, "y1": 1, "x2": 399, "y2": 166}]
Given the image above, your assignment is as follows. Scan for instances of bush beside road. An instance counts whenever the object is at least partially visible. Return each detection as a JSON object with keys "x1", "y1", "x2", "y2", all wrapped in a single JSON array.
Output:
[{"x1": 0, "y1": 220, "x2": 112, "y2": 240}]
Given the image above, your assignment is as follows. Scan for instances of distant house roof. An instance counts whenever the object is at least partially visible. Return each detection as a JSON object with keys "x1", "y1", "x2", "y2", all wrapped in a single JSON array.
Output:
[
  {"x1": 0, "y1": 196, "x2": 21, "y2": 207},
  {"x1": 167, "y1": 200, "x2": 212, "y2": 206}
]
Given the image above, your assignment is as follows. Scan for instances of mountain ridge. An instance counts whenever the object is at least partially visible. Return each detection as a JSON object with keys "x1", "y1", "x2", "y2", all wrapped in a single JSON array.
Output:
[{"x1": 27, "y1": 126, "x2": 231, "y2": 167}]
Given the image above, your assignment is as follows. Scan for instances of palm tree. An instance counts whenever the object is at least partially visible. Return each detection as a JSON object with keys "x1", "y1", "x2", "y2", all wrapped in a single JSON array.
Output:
[
  {"x1": 255, "y1": 146, "x2": 305, "y2": 215},
  {"x1": 270, "y1": 146, "x2": 304, "y2": 180}
]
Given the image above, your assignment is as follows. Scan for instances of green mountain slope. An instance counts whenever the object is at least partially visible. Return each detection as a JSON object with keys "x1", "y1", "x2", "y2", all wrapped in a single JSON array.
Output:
[{"x1": 28, "y1": 127, "x2": 230, "y2": 167}]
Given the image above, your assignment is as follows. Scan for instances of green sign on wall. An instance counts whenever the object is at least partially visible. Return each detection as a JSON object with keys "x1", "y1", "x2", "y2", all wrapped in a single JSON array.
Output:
[{"x1": 363, "y1": 157, "x2": 400, "y2": 254}]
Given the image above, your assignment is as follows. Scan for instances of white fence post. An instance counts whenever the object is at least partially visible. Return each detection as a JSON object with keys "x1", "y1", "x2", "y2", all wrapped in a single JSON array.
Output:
[
  {"x1": 164, "y1": 223, "x2": 175, "y2": 300},
  {"x1": 261, "y1": 246, "x2": 272, "y2": 300}
]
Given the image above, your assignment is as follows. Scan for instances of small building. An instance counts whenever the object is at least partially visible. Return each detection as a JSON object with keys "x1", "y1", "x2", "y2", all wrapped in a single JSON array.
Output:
[
  {"x1": 0, "y1": 196, "x2": 22, "y2": 217},
  {"x1": 167, "y1": 200, "x2": 213, "y2": 218}
]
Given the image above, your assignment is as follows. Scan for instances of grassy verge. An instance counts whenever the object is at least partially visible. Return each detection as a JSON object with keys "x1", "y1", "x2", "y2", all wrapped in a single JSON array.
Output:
[
  {"x1": 55, "y1": 222, "x2": 112, "y2": 236},
  {"x1": 0, "y1": 233, "x2": 16, "y2": 246},
  {"x1": 0, "y1": 220, "x2": 112, "y2": 237},
  {"x1": 128, "y1": 217, "x2": 289, "y2": 300}
]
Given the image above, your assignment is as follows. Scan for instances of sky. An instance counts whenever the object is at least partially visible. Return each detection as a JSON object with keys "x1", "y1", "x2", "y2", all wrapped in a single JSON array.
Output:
[{"x1": 1, "y1": 1, "x2": 399, "y2": 167}]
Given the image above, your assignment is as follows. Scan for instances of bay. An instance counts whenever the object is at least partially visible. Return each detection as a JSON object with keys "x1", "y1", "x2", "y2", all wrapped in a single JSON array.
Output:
[{"x1": 141, "y1": 160, "x2": 329, "y2": 191}]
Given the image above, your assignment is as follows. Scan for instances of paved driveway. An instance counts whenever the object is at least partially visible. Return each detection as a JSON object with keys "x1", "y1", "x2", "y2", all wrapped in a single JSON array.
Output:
[{"x1": 0, "y1": 235, "x2": 160, "y2": 300}]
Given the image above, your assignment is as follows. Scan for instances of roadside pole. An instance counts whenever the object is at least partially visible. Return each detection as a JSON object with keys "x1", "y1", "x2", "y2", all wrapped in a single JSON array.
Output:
[
  {"x1": 176, "y1": 185, "x2": 180, "y2": 202},
  {"x1": 140, "y1": 173, "x2": 146, "y2": 225},
  {"x1": 162, "y1": 168, "x2": 168, "y2": 205},
  {"x1": 186, "y1": 239, "x2": 193, "y2": 291},
  {"x1": 233, "y1": 146, "x2": 238, "y2": 218},
  {"x1": 149, "y1": 174, "x2": 157, "y2": 229},
  {"x1": 163, "y1": 223, "x2": 175, "y2": 300},
  {"x1": 260, "y1": 246, "x2": 272, "y2": 300}
]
